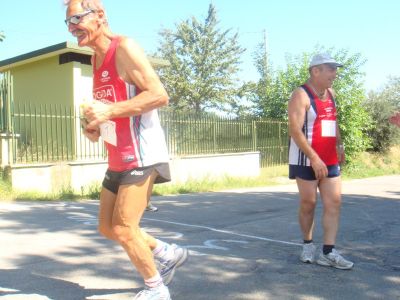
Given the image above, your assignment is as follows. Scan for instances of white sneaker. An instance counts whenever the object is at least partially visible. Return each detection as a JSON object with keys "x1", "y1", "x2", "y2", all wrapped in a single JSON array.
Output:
[
  {"x1": 134, "y1": 284, "x2": 171, "y2": 300},
  {"x1": 316, "y1": 248, "x2": 354, "y2": 270},
  {"x1": 300, "y1": 243, "x2": 316, "y2": 263},
  {"x1": 158, "y1": 244, "x2": 188, "y2": 285}
]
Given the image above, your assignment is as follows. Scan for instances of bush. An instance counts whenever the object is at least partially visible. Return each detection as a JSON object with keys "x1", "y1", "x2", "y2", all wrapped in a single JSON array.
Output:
[{"x1": 364, "y1": 77, "x2": 400, "y2": 153}]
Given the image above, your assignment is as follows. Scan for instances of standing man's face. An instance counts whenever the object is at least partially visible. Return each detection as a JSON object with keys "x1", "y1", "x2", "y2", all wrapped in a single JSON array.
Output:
[{"x1": 314, "y1": 64, "x2": 338, "y2": 88}]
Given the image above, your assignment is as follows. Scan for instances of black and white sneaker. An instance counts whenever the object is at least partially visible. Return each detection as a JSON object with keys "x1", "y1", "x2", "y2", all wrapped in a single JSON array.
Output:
[{"x1": 146, "y1": 203, "x2": 158, "y2": 212}]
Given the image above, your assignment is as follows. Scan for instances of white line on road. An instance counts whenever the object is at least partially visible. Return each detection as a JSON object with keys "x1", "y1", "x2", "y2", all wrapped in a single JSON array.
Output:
[{"x1": 143, "y1": 217, "x2": 302, "y2": 247}]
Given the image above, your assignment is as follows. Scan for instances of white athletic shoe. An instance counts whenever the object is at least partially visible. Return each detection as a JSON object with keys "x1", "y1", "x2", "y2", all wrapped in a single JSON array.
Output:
[
  {"x1": 316, "y1": 249, "x2": 354, "y2": 270},
  {"x1": 133, "y1": 284, "x2": 171, "y2": 300},
  {"x1": 300, "y1": 243, "x2": 316, "y2": 263},
  {"x1": 158, "y1": 244, "x2": 188, "y2": 285}
]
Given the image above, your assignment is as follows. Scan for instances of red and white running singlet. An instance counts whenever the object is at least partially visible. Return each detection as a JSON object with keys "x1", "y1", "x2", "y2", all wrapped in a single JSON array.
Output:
[
  {"x1": 92, "y1": 36, "x2": 169, "y2": 171},
  {"x1": 288, "y1": 84, "x2": 338, "y2": 167}
]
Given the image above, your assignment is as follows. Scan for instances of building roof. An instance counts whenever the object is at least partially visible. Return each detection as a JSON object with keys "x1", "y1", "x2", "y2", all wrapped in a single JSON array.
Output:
[{"x1": 0, "y1": 41, "x2": 169, "y2": 72}]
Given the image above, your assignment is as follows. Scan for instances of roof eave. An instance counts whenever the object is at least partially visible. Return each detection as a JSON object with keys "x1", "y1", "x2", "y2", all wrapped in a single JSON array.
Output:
[
  {"x1": 0, "y1": 41, "x2": 92, "y2": 71},
  {"x1": 0, "y1": 41, "x2": 169, "y2": 71}
]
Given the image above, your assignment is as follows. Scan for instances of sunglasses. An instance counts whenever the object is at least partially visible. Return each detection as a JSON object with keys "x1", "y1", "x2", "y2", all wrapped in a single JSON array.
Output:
[{"x1": 65, "y1": 10, "x2": 95, "y2": 26}]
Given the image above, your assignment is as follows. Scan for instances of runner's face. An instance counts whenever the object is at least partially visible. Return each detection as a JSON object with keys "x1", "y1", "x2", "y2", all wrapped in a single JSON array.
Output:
[{"x1": 66, "y1": 1, "x2": 99, "y2": 47}]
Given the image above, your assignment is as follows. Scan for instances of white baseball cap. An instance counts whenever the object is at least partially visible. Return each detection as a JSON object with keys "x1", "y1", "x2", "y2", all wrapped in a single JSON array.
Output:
[{"x1": 309, "y1": 53, "x2": 343, "y2": 68}]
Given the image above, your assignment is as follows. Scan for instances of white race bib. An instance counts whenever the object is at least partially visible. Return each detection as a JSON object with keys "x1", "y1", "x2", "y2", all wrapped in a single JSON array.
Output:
[
  {"x1": 100, "y1": 121, "x2": 117, "y2": 146},
  {"x1": 321, "y1": 120, "x2": 336, "y2": 137}
]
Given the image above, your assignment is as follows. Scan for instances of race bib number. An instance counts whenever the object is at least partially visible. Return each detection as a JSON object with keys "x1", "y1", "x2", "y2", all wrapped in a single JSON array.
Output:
[
  {"x1": 100, "y1": 121, "x2": 117, "y2": 146},
  {"x1": 321, "y1": 120, "x2": 336, "y2": 137}
]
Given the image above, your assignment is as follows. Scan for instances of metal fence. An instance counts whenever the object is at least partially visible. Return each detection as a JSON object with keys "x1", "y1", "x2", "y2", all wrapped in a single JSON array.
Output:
[
  {"x1": 1, "y1": 71, "x2": 289, "y2": 167},
  {"x1": 11, "y1": 103, "x2": 106, "y2": 163},
  {"x1": 160, "y1": 111, "x2": 288, "y2": 167},
  {"x1": 5, "y1": 104, "x2": 288, "y2": 167}
]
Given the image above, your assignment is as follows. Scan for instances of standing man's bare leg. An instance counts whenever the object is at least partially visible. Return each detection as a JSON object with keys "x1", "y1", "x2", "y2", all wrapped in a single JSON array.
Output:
[
  {"x1": 297, "y1": 178, "x2": 318, "y2": 241},
  {"x1": 296, "y1": 178, "x2": 318, "y2": 263},
  {"x1": 319, "y1": 177, "x2": 342, "y2": 246},
  {"x1": 316, "y1": 176, "x2": 353, "y2": 269}
]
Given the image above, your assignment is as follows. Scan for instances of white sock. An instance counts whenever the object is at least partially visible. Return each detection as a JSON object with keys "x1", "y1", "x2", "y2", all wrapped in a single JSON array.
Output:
[
  {"x1": 153, "y1": 239, "x2": 174, "y2": 261},
  {"x1": 144, "y1": 272, "x2": 163, "y2": 288}
]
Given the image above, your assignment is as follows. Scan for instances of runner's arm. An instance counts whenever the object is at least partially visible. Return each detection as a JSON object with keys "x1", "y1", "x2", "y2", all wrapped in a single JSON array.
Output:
[{"x1": 85, "y1": 37, "x2": 169, "y2": 129}]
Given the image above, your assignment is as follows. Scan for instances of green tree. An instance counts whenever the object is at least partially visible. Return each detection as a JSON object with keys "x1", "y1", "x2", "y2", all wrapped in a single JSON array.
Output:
[
  {"x1": 251, "y1": 47, "x2": 372, "y2": 163},
  {"x1": 250, "y1": 45, "x2": 310, "y2": 120},
  {"x1": 330, "y1": 50, "x2": 372, "y2": 164},
  {"x1": 0, "y1": 31, "x2": 5, "y2": 42},
  {"x1": 364, "y1": 76, "x2": 400, "y2": 152},
  {"x1": 156, "y1": 4, "x2": 245, "y2": 114}
]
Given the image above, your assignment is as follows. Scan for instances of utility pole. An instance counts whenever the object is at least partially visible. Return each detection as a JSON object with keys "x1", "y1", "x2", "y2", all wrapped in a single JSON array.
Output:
[{"x1": 263, "y1": 29, "x2": 268, "y2": 76}]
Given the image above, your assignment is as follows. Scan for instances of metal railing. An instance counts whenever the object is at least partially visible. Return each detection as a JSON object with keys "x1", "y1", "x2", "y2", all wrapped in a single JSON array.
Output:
[
  {"x1": 11, "y1": 103, "x2": 106, "y2": 163},
  {"x1": 5, "y1": 103, "x2": 288, "y2": 167},
  {"x1": 160, "y1": 111, "x2": 288, "y2": 167}
]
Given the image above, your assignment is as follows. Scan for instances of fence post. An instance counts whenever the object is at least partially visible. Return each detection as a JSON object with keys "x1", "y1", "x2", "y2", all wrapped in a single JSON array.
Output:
[
  {"x1": 252, "y1": 120, "x2": 257, "y2": 152},
  {"x1": 0, "y1": 71, "x2": 18, "y2": 167},
  {"x1": 213, "y1": 118, "x2": 217, "y2": 152},
  {"x1": 0, "y1": 71, "x2": 13, "y2": 132},
  {"x1": 0, "y1": 73, "x2": 4, "y2": 131}
]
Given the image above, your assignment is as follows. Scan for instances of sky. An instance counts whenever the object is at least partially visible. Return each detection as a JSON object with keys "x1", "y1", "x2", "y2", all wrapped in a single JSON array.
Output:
[{"x1": 0, "y1": 0, "x2": 399, "y2": 92}]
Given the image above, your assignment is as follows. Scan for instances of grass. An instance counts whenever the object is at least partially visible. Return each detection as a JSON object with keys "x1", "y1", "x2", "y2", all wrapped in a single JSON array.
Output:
[
  {"x1": 1, "y1": 146, "x2": 399, "y2": 201},
  {"x1": 342, "y1": 146, "x2": 400, "y2": 179},
  {"x1": 152, "y1": 165, "x2": 289, "y2": 195}
]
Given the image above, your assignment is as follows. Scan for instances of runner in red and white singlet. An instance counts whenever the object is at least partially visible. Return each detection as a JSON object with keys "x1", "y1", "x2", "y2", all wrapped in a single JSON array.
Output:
[
  {"x1": 65, "y1": 1, "x2": 187, "y2": 299},
  {"x1": 92, "y1": 36, "x2": 169, "y2": 171}
]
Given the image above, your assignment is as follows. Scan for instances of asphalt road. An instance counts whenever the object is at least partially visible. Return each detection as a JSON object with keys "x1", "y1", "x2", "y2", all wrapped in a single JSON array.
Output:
[{"x1": 0, "y1": 175, "x2": 399, "y2": 300}]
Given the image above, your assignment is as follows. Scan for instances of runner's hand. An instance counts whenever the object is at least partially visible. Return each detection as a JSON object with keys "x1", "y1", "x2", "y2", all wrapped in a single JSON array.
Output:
[
  {"x1": 82, "y1": 101, "x2": 112, "y2": 130},
  {"x1": 84, "y1": 128, "x2": 100, "y2": 142},
  {"x1": 80, "y1": 118, "x2": 100, "y2": 142}
]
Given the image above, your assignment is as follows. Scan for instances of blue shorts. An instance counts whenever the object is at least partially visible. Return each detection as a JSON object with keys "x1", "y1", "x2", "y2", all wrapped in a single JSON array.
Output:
[{"x1": 289, "y1": 164, "x2": 340, "y2": 181}]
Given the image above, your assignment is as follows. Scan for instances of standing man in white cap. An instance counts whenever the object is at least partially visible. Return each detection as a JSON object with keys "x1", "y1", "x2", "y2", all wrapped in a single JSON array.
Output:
[{"x1": 288, "y1": 53, "x2": 354, "y2": 269}]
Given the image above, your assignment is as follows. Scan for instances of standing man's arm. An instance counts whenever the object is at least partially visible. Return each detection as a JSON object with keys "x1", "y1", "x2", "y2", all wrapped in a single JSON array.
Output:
[
  {"x1": 335, "y1": 122, "x2": 345, "y2": 164},
  {"x1": 330, "y1": 88, "x2": 345, "y2": 164},
  {"x1": 288, "y1": 88, "x2": 328, "y2": 179}
]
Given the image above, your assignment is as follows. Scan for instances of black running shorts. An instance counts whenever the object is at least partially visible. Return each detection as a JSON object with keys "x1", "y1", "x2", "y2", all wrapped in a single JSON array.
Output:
[{"x1": 102, "y1": 163, "x2": 171, "y2": 194}]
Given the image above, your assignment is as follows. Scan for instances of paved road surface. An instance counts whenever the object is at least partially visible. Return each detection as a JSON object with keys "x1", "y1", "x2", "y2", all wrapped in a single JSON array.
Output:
[{"x1": 0, "y1": 175, "x2": 399, "y2": 299}]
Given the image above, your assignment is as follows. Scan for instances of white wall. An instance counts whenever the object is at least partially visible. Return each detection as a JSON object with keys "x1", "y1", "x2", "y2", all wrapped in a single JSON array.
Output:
[
  {"x1": 169, "y1": 152, "x2": 260, "y2": 183},
  {"x1": 10, "y1": 152, "x2": 260, "y2": 194}
]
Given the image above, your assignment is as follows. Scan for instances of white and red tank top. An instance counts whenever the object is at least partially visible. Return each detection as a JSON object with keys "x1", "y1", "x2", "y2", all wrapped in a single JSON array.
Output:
[
  {"x1": 289, "y1": 84, "x2": 338, "y2": 166},
  {"x1": 92, "y1": 36, "x2": 169, "y2": 171}
]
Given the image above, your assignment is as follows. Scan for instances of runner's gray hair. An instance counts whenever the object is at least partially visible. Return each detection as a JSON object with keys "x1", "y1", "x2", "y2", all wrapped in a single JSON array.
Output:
[
  {"x1": 64, "y1": 0, "x2": 104, "y2": 10},
  {"x1": 64, "y1": 0, "x2": 108, "y2": 25}
]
